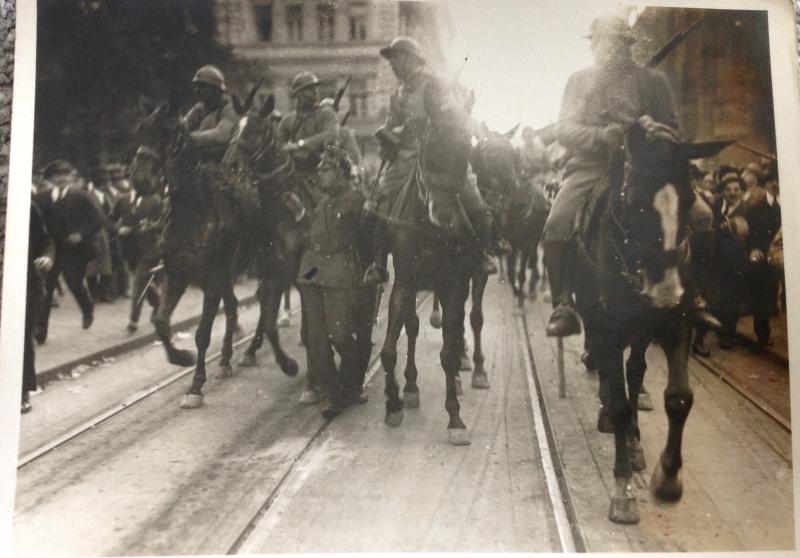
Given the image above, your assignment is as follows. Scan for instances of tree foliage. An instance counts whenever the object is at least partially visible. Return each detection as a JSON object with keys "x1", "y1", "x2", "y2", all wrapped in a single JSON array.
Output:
[{"x1": 34, "y1": 0, "x2": 235, "y2": 176}]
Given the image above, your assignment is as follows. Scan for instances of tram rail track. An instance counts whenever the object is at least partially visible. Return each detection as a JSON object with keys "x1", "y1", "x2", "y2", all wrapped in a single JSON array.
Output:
[{"x1": 17, "y1": 307, "x2": 297, "y2": 469}]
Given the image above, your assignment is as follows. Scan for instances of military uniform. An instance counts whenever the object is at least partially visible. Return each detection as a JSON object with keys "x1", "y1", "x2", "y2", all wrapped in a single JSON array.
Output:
[
  {"x1": 276, "y1": 102, "x2": 339, "y2": 209},
  {"x1": 297, "y1": 177, "x2": 373, "y2": 414}
]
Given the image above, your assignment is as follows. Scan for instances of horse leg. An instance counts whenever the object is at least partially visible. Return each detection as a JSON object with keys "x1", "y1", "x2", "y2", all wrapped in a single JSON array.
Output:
[
  {"x1": 382, "y1": 279, "x2": 409, "y2": 426},
  {"x1": 597, "y1": 344, "x2": 639, "y2": 524},
  {"x1": 218, "y1": 284, "x2": 238, "y2": 377},
  {"x1": 264, "y1": 278, "x2": 299, "y2": 376},
  {"x1": 470, "y1": 272, "x2": 490, "y2": 389},
  {"x1": 624, "y1": 335, "x2": 650, "y2": 472},
  {"x1": 516, "y1": 246, "x2": 528, "y2": 309},
  {"x1": 650, "y1": 318, "x2": 694, "y2": 503},
  {"x1": 628, "y1": 335, "x2": 653, "y2": 412},
  {"x1": 403, "y1": 304, "x2": 420, "y2": 409},
  {"x1": 297, "y1": 285, "x2": 321, "y2": 404},
  {"x1": 429, "y1": 293, "x2": 442, "y2": 329},
  {"x1": 441, "y1": 279, "x2": 471, "y2": 446},
  {"x1": 180, "y1": 289, "x2": 222, "y2": 409},
  {"x1": 527, "y1": 240, "x2": 538, "y2": 301},
  {"x1": 239, "y1": 280, "x2": 267, "y2": 367},
  {"x1": 152, "y1": 274, "x2": 195, "y2": 366},
  {"x1": 278, "y1": 286, "x2": 291, "y2": 327},
  {"x1": 506, "y1": 248, "x2": 516, "y2": 290}
]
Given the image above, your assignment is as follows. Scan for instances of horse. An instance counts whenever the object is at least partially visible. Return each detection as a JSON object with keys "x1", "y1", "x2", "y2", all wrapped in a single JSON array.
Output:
[
  {"x1": 129, "y1": 88, "x2": 289, "y2": 409},
  {"x1": 220, "y1": 92, "x2": 301, "y2": 379},
  {"x1": 378, "y1": 82, "x2": 501, "y2": 446},
  {"x1": 572, "y1": 119, "x2": 731, "y2": 524}
]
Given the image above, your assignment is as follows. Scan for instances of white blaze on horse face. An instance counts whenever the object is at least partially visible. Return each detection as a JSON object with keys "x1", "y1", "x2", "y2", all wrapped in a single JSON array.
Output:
[
  {"x1": 232, "y1": 116, "x2": 248, "y2": 143},
  {"x1": 643, "y1": 183, "x2": 684, "y2": 308}
]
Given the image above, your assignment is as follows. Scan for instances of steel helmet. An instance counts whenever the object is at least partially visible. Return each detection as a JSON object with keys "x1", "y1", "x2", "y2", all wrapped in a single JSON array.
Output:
[
  {"x1": 379, "y1": 36, "x2": 425, "y2": 64},
  {"x1": 291, "y1": 71, "x2": 322, "y2": 96},
  {"x1": 192, "y1": 65, "x2": 227, "y2": 91}
]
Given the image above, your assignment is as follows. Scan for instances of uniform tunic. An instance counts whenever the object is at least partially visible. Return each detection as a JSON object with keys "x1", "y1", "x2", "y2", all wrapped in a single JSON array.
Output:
[
  {"x1": 185, "y1": 95, "x2": 239, "y2": 164},
  {"x1": 297, "y1": 184, "x2": 374, "y2": 401},
  {"x1": 544, "y1": 63, "x2": 680, "y2": 241},
  {"x1": 276, "y1": 103, "x2": 339, "y2": 208}
]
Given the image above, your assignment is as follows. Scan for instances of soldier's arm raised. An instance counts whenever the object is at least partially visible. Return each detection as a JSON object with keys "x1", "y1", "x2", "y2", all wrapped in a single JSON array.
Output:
[{"x1": 555, "y1": 73, "x2": 611, "y2": 155}]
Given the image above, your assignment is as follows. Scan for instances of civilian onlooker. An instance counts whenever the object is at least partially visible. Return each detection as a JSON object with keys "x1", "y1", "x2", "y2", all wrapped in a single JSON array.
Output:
[
  {"x1": 741, "y1": 161, "x2": 766, "y2": 209},
  {"x1": 746, "y1": 164, "x2": 781, "y2": 348},
  {"x1": 693, "y1": 168, "x2": 749, "y2": 354},
  {"x1": 23, "y1": 200, "x2": 56, "y2": 413},
  {"x1": 34, "y1": 159, "x2": 104, "y2": 343},
  {"x1": 85, "y1": 174, "x2": 117, "y2": 303}
]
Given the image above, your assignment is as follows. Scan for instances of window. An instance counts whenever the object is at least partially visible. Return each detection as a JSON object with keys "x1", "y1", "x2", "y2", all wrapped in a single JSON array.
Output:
[
  {"x1": 286, "y1": 4, "x2": 303, "y2": 42},
  {"x1": 349, "y1": 1, "x2": 367, "y2": 41},
  {"x1": 348, "y1": 78, "x2": 369, "y2": 117},
  {"x1": 254, "y1": 2, "x2": 272, "y2": 42},
  {"x1": 317, "y1": 4, "x2": 335, "y2": 42}
]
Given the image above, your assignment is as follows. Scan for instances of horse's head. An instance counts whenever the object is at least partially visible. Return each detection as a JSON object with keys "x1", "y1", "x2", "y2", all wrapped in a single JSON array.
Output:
[
  {"x1": 222, "y1": 81, "x2": 278, "y2": 183},
  {"x1": 471, "y1": 123, "x2": 523, "y2": 215},
  {"x1": 422, "y1": 81, "x2": 475, "y2": 178},
  {"x1": 129, "y1": 88, "x2": 188, "y2": 197},
  {"x1": 617, "y1": 120, "x2": 732, "y2": 309}
]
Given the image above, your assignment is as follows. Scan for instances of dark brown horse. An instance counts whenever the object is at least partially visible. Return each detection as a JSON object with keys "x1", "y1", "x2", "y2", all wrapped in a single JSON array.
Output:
[
  {"x1": 573, "y1": 120, "x2": 731, "y2": 523},
  {"x1": 129, "y1": 89, "x2": 290, "y2": 409},
  {"x1": 221, "y1": 93, "x2": 302, "y2": 378},
  {"x1": 378, "y1": 83, "x2": 494, "y2": 445}
]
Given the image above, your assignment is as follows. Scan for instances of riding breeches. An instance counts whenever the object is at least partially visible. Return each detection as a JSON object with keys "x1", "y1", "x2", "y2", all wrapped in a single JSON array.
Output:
[{"x1": 543, "y1": 166, "x2": 607, "y2": 242}]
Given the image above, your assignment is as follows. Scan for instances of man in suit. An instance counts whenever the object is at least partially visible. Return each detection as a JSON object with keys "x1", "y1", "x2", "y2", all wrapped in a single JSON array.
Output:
[
  {"x1": 23, "y1": 200, "x2": 56, "y2": 413},
  {"x1": 746, "y1": 165, "x2": 781, "y2": 348},
  {"x1": 34, "y1": 159, "x2": 105, "y2": 343}
]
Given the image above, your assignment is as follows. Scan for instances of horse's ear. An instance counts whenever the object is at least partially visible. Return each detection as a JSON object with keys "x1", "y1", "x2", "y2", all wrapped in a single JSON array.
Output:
[
  {"x1": 243, "y1": 76, "x2": 264, "y2": 113},
  {"x1": 232, "y1": 94, "x2": 245, "y2": 116},
  {"x1": 678, "y1": 139, "x2": 736, "y2": 161},
  {"x1": 260, "y1": 94, "x2": 275, "y2": 118},
  {"x1": 503, "y1": 123, "x2": 520, "y2": 140},
  {"x1": 166, "y1": 87, "x2": 182, "y2": 115},
  {"x1": 464, "y1": 89, "x2": 476, "y2": 114}
]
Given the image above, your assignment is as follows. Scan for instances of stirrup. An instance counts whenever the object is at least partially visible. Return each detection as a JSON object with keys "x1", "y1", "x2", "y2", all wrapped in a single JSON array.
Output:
[{"x1": 545, "y1": 304, "x2": 582, "y2": 337}]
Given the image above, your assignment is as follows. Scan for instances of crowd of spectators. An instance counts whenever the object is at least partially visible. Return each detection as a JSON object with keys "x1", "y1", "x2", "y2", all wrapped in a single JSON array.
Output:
[{"x1": 690, "y1": 157, "x2": 783, "y2": 357}]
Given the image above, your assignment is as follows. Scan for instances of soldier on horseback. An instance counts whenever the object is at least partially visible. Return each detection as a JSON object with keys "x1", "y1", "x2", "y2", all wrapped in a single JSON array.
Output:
[
  {"x1": 276, "y1": 71, "x2": 340, "y2": 212},
  {"x1": 182, "y1": 64, "x2": 239, "y2": 236},
  {"x1": 363, "y1": 36, "x2": 498, "y2": 284},
  {"x1": 543, "y1": 15, "x2": 716, "y2": 337}
]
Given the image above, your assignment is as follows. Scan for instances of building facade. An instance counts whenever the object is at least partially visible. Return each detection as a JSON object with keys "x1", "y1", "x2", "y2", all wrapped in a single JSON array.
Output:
[
  {"x1": 214, "y1": 0, "x2": 451, "y2": 148},
  {"x1": 632, "y1": 7, "x2": 776, "y2": 168}
]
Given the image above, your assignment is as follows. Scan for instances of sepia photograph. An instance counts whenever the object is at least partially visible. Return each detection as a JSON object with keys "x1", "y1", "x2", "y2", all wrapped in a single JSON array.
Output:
[{"x1": 1, "y1": 0, "x2": 799, "y2": 554}]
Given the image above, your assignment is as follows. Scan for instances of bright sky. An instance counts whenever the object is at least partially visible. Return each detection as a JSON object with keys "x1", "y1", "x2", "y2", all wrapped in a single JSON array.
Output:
[{"x1": 437, "y1": 0, "x2": 639, "y2": 133}]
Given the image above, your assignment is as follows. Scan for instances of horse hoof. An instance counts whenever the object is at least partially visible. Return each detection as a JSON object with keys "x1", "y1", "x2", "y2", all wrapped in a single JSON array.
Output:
[
  {"x1": 630, "y1": 446, "x2": 647, "y2": 472},
  {"x1": 448, "y1": 428, "x2": 471, "y2": 446},
  {"x1": 609, "y1": 496, "x2": 640, "y2": 524},
  {"x1": 459, "y1": 356, "x2": 472, "y2": 371},
  {"x1": 281, "y1": 358, "x2": 299, "y2": 377},
  {"x1": 180, "y1": 394, "x2": 204, "y2": 409},
  {"x1": 430, "y1": 311, "x2": 442, "y2": 329},
  {"x1": 218, "y1": 364, "x2": 234, "y2": 379},
  {"x1": 238, "y1": 353, "x2": 257, "y2": 367},
  {"x1": 471, "y1": 371, "x2": 490, "y2": 389},
  {"x1": 277, "y1": 314, "x2": 291, "y2": 328},
  {"x1": 169, "y1": 349, "x2": 196, "y2": 367},
  {"x1": 609, "y1": 478, "x2": 639, "y2": 524},
  {"x1": 403, "y1": 391, "x2": 420, "y2": 409},
  {"x1": 385, "y1": 410, "x2": 404, "y2": 427},
  {"x1": 650, "y1": 464, "x2": 683, "y2": 502},
  {"x1": 455, "y1": 376, "x2": 463, "y2": 396},
  {"x1": 638, "y1": 390, "x2": 654, "y2": 411},
  {"x1": 299, "y1": 387, "x2": 321, "y2": 405},
  {"x1": 127, "y1": 322, "x2": 138, "y2": 333},
  {"x1": 597, "y1": 407, "x2": 614, "y2": 433}
]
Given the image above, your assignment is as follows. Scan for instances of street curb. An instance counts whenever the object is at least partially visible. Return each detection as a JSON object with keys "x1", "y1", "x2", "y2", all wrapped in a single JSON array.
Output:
[{"x1": 35, "y1": 295, "x2": 258, "y2": 387}]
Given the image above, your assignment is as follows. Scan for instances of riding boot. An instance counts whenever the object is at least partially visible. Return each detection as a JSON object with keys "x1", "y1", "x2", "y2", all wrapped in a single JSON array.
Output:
[
  {"x1": 364, "y1": 222, "x2": 389, "y2": 285},
  {"x1": 543, "y1": 240, "x2": 581, "y2": 337}
]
